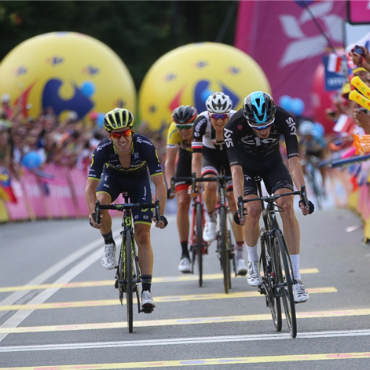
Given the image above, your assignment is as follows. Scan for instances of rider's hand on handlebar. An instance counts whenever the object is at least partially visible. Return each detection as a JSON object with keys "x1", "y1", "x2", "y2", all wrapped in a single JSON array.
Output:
[
  {"x1": 153, "y1": 215, "x2": 168, "y2": 229},
  {"x1": 89, "y1": 213, "x2": 102, "y2": 229},
  {"x1": 299, "y1": 199, "x2": 315, "y2": 215},
  {"x1": 188, "y1": 184, "x2": 200, "y2": 198},
  {"x1": 233, "y1": 209, "x2": 247, "y2": 226},
  {"x1": 167, "y1": 188, "x2": 176, "y2": 200}
]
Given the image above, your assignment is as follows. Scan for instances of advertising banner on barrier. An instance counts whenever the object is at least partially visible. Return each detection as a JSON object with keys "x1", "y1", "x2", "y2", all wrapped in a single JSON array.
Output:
[
  {"x1": 66, "y1": 167, "x2": 89, "y2": 217},
  {"x1": 42, "y1": 164, "x2": 78, "y2": 218},
  {"x1": 4, "y1": 173, "x2": 33, "y2": 221},
  {"x1": 21, "y1": 169, "x2": 48, "y2": 219}
]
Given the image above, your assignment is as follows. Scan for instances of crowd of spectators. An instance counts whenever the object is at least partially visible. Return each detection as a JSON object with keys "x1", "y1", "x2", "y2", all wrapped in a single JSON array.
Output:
[{"x1": 0, "y1": 97, "x2": 168, "y2": 182}]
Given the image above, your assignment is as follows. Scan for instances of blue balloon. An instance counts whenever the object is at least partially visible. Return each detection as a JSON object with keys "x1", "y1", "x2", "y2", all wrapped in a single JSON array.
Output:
[
  {"x1": 279, "y1": 95, "x2": 292, "y2": 112},
  {"x1": 201, "y1": 89, "x2": 213, "y2": 103},
  {"x1": 97, "y1": 112, "x2": 105, "y2": 128},
  {"x1": 291, "y1": 98, "x2": 305, "y2": 116},
  {"x1": 313, "y1": 122, "x2": 325, "y2": 137},
  {"x1": 22, "y1": 151, "x2": 42, "y2": 170},
  {"x1": 81, "y1": 81, "x2": 95, "y2": 97}
]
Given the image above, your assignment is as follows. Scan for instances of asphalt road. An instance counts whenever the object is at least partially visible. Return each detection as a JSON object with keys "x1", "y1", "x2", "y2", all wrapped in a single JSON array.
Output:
[{"x1": 1, "y1": 201, "x2": 370, "y2": 369}]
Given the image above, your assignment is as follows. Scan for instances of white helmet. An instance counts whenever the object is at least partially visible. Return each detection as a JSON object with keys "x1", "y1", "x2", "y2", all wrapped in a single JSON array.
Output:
[
  {"x1": 298, "y1": 120, "x2": 314, "y2": 136},
  {"x1": 205, "y1": 92, "x2": 233, "y2": 113}
]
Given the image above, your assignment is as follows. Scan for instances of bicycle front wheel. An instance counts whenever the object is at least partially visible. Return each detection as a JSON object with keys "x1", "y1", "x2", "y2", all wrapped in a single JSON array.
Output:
[
  {"x1": 274, "y1": 230, "x2": 297, "y2": 338},
  {"x1": 196, "y1": 203, "x2": 203, "y2": 287},
  {"x1": 260, "y1": 234, "x2": 282, "y2": 331},
  {"x1": 220, "y1": 206, "x2": 230, "y2": 294},
  {"x1": 124, "y1": 229, "x2": 134, "y2": 333}
]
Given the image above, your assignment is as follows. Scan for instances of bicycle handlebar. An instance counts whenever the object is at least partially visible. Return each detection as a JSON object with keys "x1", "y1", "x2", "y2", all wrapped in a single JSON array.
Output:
[
  {"x1": 237, "y1": 185, "x2": 308, "y2": 223},
  {"x1": 94, "y1": 199, "x2": 161, "y2": 225},
  {"x1": 170, "y1": 172, "x2": 231, "y2": 194}
]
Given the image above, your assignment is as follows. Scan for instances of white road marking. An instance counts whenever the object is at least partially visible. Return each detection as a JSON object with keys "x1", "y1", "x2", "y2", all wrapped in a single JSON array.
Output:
[{"x1": 1, "y1": 329, "x2": 370, "y2": 352}]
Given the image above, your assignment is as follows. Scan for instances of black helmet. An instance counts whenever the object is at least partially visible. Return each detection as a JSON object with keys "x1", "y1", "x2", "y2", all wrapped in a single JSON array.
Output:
[
  {"x1": 243, "y1": 91, "x2": 276, "y2": 128},
  {"x1": 103, "y1": 108, "x2": 134, "y2": 133},
  {"x1": 172, "y1": 105, "x2": 197, "y2": 124}
]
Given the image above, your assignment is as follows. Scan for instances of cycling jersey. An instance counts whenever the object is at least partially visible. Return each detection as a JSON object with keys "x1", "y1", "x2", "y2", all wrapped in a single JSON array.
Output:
[
  {"x1": 192, "y1": 110, "x2": 236, "y2": 153},
  {"x1": 224, "y1": 107, "x2": 299, "y2": 167},
  {"x1": 167, "y1": 122, "x2": 192, "y2": 152},
  {"x1": 224, "y1": 106, "x2": 298, "y2": 195},
  {"x1": 88, "y1": 134, "x2": 162, "y2": 224},
  {"x1": 192, "y1": 110, "x2": 236, "y2": 188},
  {"x1": 300, "y1": 135, "x2": 326, "y2": 156},
  {"x1": 88, "y1": 134, "x2": 162, "y2": 182}
]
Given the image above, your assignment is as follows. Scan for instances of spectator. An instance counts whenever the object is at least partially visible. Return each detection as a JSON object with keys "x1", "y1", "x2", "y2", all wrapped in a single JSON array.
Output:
[{"x1": 1, "y1": 94, "x2": 13, "y2": 119}]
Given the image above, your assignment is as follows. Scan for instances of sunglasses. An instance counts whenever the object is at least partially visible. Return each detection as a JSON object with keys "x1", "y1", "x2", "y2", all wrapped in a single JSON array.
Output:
[
  {"x1": 248, "y1": 117, "x2": 275, "y2": 131},
  {"x1": 209, "y1": 113, "x2": 229, "y2": 120},
  {"x1": 110, "y1": 129, "x2": 132, "y2": 139},
  {"x1": 176, "y1": 124, "x2": 193, "y2": 130}
]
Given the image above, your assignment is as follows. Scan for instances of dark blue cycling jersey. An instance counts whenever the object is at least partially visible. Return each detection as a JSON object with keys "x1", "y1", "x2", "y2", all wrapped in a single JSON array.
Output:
[{"x1": 88, "y1": 134, "x2": 163, "y2": 182}]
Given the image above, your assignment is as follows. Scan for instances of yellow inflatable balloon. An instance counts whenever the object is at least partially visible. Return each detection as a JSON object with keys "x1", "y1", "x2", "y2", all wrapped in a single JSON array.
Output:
[
  {"x1": 139, "y1": 42, "x2": 271, "y2": 130},
  {"x1": 0, "y1": 32, "x2": 136, "y2": 123}
]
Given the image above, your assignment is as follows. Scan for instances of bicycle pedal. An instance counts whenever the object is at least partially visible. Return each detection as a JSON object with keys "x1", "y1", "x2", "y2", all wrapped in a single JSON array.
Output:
[
  {"x1": 141, "y1": 306, "x2": 154, "y2": 314},
  {"x1": 258, "y1": 287, "x2": 266, "y2": 295},
  {"x1": 114, "y1": 280, "x2": 118, "y2": 289}
]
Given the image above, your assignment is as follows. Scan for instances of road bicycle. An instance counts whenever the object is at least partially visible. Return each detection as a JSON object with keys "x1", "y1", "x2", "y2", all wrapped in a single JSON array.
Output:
[
  {"x1": 170, "y1": 176, "x2": 207, "y2": 287},
  {"x1": 190, "y1": 172, "x2": 236, "y2": 294},
  {"x1": 94, "y1": 194, "x2": 160, "y2": 333},
  {"x1": 237, "y1": 177, "x2": 309, "y2": 338}
]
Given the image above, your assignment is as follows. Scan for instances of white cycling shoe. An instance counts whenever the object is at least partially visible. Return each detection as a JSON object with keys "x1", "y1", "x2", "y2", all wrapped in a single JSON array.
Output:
[
  {"x1": 178, "y1": 257, "x2": 191, "y2": 273},
  {"x1": 236, "y1": 258, "x2": 248, "y2": 276},
  {"x1": 203, "y1": 222, "x2": 217, "y2": 242},
  {"x1": 101, "y1": 243, "x2": 116, "y2": 270}
]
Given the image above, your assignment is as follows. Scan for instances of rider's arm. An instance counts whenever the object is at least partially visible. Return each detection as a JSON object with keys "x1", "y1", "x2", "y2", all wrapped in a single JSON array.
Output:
[
  {"x1": 191, "y1": 152, "x2": 202, "y2": 178},
  {"x1": 85, "y1": 178, "x2": 99, "y2": 214},
  {"x1": 164, "y1": 146, "x2": 178, "y2": 190},
  {"x1": 231, "y1": 164, "x2": 244, "y2": 205},
  {"x1": 151, "y1": 173, "x2": 167, "y2": 219}
]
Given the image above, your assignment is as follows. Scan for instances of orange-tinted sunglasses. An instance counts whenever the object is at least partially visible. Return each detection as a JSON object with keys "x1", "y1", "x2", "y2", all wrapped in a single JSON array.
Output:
[{"x1": 110, "y1": 129, "x2": 132, "y2": 139}]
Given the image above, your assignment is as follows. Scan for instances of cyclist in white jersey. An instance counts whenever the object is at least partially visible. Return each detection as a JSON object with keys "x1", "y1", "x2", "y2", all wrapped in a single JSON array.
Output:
[{"x1": 191, "y1": 92, "x2": 248, "y2": 276}]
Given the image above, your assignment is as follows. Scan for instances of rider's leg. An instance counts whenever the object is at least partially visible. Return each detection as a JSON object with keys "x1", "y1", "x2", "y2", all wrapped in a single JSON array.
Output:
[
  {"x1": 274, "y1": 189, "x2": 301, "y2": 279},
  {"x1": 135, "y1": 223, "x2": 153, "y2": 290},
  {"x1": 202, "y1": 175, "x2": 218, "y2": 242},
  {"x1": 176, "y1": 189, "x2": 191, "y2": 258}
]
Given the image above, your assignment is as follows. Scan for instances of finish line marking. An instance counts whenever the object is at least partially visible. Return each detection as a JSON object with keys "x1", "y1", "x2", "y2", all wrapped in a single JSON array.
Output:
[
  {"x1": 0, "y1": 287, "x2": 336, "y2": 311},
  {"x1": 0, "y1": 269, "x2": 319, "y2": 293},
  {"x1": 0, "y1": 308, "x2": 368, "y2": 334},
  {"x1": 1, "y1": 329, "x2": 370, "y2": 352},
  {"x1": 1, "y1": 352, "x2": 370, "y2": 369}
]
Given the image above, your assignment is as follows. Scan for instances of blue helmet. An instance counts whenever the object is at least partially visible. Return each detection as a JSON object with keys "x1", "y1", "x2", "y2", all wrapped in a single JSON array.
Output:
[{"x1": 243, "y1": 91, "x2": 276, "y2": 129}]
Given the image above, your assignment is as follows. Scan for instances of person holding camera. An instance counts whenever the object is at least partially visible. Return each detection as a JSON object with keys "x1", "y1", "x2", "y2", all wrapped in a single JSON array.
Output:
[{"x1": 224, "y1": 91, "x2": 314, "y2": 303}]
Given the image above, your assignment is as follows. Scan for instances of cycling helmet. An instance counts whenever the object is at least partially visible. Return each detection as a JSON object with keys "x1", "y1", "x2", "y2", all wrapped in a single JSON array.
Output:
[
  {"x1": 172, "y1": 105, "x2": 197, "y2": 124},
  {"x1": 103, "y1": 108, "x2": 134, "y2": 133},
  {"x1": 298, "y1": 120, "x2": 314, "y2": 136},
  {"x1": 243, "y1": 91, "x2": 276, "y2": 128},
  {"x1": 205, "y1": 92, "x2": 233, "y2": 113}
]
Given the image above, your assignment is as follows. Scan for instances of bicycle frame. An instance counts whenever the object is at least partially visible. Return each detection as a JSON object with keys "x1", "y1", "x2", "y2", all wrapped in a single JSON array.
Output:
[
  {"x1": 94, "y1": 196, "x2": 160, "y2": 333},
  {"x1": 238, "y1": 179, "x2": 308, "y2": 338}
]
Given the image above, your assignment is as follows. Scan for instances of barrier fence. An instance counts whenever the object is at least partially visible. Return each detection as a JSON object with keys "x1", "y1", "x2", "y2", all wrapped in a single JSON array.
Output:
[{"x1": 0, "y1": 163, "x2": 370, "y2": 243}]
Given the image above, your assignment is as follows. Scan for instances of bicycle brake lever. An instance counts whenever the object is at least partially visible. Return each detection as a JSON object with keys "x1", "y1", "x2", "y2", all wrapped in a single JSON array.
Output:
[
  {"x1": 95, "y1": 200, "x2": 101, "y2": 224},
  {"x1": 237, "y1": 195, "x2": 244, "y2": 223}
]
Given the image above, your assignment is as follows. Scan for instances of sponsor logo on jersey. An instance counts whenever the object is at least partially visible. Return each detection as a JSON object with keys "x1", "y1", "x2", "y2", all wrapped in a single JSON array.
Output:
[
  {"x1": 286, "y1": 117, "x2": 297, "y2": 136},
  {"x1": 224, "y1": 128, "x2": 234, "y2": 148}
]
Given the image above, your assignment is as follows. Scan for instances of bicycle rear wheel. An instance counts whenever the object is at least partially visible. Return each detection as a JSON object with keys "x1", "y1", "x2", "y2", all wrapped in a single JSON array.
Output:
[
  {"x1": 220, "y1": 206, "x2": 230, "y2": 294},
  {"x1": 274, "y1": 230, "x2": 297, "y2": 338},
  {"x1": 260, "y1": 234, "x2": 282, "y2": 331},
  {"x1": 124, "y1": 229, "x2": 134, "y2": 333},
  {"x1": 196, "y1": 203, "x2": 203, "y2": 287}
]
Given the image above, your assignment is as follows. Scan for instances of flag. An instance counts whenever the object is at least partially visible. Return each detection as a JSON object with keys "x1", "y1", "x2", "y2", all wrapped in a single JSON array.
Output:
[
  {"x1": 0, "y1": 168, "x2": 17, "y2": 203},
  {"x1": 327, "y1": 54, "x2": 343, "y2": 73},
  {"x1": 333, "y1": 115, "x2": 356, "y2": 135}
]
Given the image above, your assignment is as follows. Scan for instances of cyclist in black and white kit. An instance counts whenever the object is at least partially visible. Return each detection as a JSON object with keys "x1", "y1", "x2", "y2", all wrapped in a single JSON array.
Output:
[
  {"x1": 85, "y1": 108, "x2": 168, "y2": 311},
  {"x1": 224, "y1": 91, "x2": 314, "y2": 303},
  {"x1": 192, "y1": 92, "x2": 248, "y2": 276}
]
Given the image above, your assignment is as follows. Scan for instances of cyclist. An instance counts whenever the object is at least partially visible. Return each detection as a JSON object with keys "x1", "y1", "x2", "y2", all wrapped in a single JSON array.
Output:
[
  {"x1": 85, "y1": 108, "x2": 168, "y2": 312},
  {"x1": 165, "y1": 105, "x2": 198, "y2": 273},
  {"x1": 224, "y1": 91, "x2": 314, "y2": 303},
  {"x1": 191, "y1": 92, "x2": 248, "y2": 276},
  {"x1": 298, "y1": 120, "x2": 328, "y2": 193}
]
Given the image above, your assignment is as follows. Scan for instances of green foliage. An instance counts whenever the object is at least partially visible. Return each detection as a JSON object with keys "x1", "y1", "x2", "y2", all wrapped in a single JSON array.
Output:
[{"x1": 0, "y1": 1, "x2": 237, "y2": 90}]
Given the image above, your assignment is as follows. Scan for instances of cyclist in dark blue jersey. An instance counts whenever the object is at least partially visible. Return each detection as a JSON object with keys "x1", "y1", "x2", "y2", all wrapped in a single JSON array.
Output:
[
  {"x1": 85, "y1": 108, "x2": 167, "y2": 311},
  {"x1": 224, "y1": 91, "x2": 314, "y2": 304}
]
